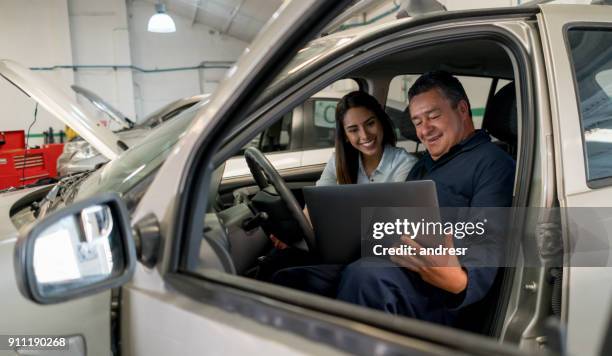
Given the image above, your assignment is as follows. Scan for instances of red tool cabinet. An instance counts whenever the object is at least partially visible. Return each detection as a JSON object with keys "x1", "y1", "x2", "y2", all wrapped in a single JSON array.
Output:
[{"x1": 0, "y1": 130, "x2": 64, "y2": 189}]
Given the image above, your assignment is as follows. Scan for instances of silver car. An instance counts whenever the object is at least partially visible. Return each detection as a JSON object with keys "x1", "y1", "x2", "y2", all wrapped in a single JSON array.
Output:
[
  {"x1": 57, "y1": 86, "x2": 208, "y2": 176},
  {"x1": 3, "y1": 1, "x2": 612, "y2": 356}
]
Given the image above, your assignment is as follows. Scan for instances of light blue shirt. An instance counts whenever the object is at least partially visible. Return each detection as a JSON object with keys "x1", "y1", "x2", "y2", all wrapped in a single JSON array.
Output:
[{"x1": 316, "y1": 145, "x2": 418, "y2": 186}]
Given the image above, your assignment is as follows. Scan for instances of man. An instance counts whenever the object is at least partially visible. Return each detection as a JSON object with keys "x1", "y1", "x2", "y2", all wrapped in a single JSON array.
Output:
[{"x1": 274, "y1": 71, "x2": 514, "y2": 326}]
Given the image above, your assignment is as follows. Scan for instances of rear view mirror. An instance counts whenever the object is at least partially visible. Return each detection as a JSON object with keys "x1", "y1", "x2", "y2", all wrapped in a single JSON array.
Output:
[{"x1": 15, "y1": 193, "x2": 136, "y2": 304}]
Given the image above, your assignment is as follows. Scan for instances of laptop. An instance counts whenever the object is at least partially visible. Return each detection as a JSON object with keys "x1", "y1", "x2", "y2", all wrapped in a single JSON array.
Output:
[{"x1": 303, "y1": 181, "x2": 439, "y2": 264}]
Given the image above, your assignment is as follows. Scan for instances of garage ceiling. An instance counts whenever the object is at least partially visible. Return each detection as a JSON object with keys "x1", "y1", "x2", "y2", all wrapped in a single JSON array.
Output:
[{"x1": 150, "y1": 0, "x2": 283, "y2": 42}]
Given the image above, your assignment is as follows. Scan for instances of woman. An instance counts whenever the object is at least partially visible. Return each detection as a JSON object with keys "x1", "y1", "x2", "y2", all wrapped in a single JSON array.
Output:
[
  {"x1": 275, "y1": 91, "x2": 416, "y2": 247},
  {"x1": 316, "y1": 90, "x2": 417, "y2": 186},
  {"x1": 264, "y1": 91, "x2": 417, "y2": 277}
]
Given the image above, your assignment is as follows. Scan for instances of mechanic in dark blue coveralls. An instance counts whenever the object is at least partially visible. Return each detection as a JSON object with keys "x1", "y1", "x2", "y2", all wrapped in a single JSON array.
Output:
[{"x1": 273, "y1": 71, "x2": 515, "y2": 326}]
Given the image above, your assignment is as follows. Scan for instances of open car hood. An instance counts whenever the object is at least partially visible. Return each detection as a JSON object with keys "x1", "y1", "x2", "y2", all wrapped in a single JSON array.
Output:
[
  {"x1": 71, "y1": 84, "x2": 133, "y2": 130},
  {"x1": 0, "y1": 59, "x2": 124, "y2": 160}
]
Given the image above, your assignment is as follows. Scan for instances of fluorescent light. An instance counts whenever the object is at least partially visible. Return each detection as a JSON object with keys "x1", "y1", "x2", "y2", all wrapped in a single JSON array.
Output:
[{"x1": 147, "y1": 3, "x2": 176, "y2": 33}]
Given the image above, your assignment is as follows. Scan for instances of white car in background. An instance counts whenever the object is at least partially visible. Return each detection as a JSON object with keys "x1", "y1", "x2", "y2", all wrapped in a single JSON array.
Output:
[{"x1": 57, "y1": 86, "x2": 209, "y2": 176}]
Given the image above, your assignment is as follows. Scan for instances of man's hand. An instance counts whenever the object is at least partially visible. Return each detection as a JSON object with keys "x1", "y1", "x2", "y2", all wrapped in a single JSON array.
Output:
[{"x1": 390, "y1": 234, "x2": 468, "y2": 294}]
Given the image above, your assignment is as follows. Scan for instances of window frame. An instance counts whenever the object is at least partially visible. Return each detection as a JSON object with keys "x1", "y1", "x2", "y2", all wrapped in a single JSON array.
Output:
[
  {"x1": 563, "y1": 23, "x2": 612, "y2": 189},
  {"x1": 174, "y1": 15, "x2": 538, "y2": 350}
]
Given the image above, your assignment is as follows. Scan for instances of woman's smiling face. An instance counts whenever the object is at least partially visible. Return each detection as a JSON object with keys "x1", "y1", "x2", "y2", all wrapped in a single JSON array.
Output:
[{"x1": 342, "y1": 107, "x2": 384, "y2": 158}]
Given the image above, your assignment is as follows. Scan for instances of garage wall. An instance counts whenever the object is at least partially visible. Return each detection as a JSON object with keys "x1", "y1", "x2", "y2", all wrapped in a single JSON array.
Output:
[
  {"x1": 68, "y1": 0, "x2": 136, "y2": 128},
  {"x1": 127, "y1": 0, "x2": 247, "y2": 119},
  {"x1": 0, "y1": 0, "x2": 75, "y2": 146},
  {"x1": 0, "y1": 0, "x2": 249, "y2": 147}
]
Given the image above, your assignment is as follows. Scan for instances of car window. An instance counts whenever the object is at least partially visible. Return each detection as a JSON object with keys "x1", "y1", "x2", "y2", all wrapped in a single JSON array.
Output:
[
  {"x1": 190, "y1": 18, "x2": 532, "y2": 347},
  {"x1": 302, "y1": 78, "x2": 359, "y2": 150},
  {"x1": 74, "y1": 102, "x2": 203, "y2": 201},
  {"x1": 260, "y1": 112, "x2": 293, "y2": 153},
  {"x1": 310, "y1": 99, "x2": 338, "y2": 148},
  {"x1": 596, "y1": 69, "x2": 612, "y2": 98},
  {"x1": 264, "y1": 34, "x2": 356, "y2": 99},
  {"x1": 313, "y1": 99, "x2": 337, "y2": 128},
  {"x1": 242, "y1": 111, "x2": 293, "y2": 154},
  {"x1": 567, "y1": 28, "x2": 612, "y2": 182}
]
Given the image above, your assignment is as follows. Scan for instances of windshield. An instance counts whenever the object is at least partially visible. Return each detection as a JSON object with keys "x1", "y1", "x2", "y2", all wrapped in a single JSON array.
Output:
[
  {"x1": 261, "y1": 33, "x2": 357, "y2": 103},
  {"x1": 65, "y1": 33, "x2": 349, "y2": 207},
  {"x1": 69, "y1": 28, "x2": 361, "y2": 207},
  {"x1": 138, "y1": 100, "x2": 199, "y2": 129},
  {"x1": 74, "y1": 101, "x2": 204, "y2": 201}
]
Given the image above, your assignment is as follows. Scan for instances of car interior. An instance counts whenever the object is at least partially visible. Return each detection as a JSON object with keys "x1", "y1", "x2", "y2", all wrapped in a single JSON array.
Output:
[{"x1": 194, "y1": 36, "x2": 525, "y2": 337}]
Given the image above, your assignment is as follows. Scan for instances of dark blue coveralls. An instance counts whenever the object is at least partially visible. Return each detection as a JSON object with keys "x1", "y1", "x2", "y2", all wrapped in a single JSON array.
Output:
[{"x1": 273, "y1": 130, "x2": 515, "y2": 326}]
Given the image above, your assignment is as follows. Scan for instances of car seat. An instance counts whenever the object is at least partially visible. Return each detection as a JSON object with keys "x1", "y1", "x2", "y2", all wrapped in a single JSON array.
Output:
[
  {"x1": 482, "y1": 82, "x2": 518, "y2": 158},
  {"x1": 392, "y1": 106, "x2": 426, "y2": 157}
]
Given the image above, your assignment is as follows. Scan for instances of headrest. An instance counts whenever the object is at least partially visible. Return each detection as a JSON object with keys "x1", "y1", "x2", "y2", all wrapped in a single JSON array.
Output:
[
  {"x1": 386, "y1": 106, "x2": 419, "y2": 142},
  {"x1": 482, "y1": 82, "x2": 517, "y2": 146}
]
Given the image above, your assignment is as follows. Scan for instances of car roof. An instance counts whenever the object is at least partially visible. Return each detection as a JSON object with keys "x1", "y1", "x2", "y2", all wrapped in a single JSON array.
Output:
[{"x1": 263, "y1": 6, "x2": 540, "y2": 103}]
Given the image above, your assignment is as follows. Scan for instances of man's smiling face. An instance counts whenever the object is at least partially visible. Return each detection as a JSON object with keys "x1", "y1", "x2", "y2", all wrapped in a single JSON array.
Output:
[{"x1": 409, "y1": 88, "x2": 473, "y2": 161}]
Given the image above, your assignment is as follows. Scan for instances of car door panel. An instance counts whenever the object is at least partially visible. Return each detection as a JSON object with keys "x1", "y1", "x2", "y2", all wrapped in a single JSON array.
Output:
[
  {"x1": 0, "y1": 244, "x2": 110, "y2": 356},
  {"x1": 121, "y1": 278, "x2": 348, "y2": 356},
  {"x1": 539, "y1": 5, "x2": 612, "y2": 356},
  {"x1": 124, "y1": 1, "x2": 365, "y2": 354},
  {"x1": 123, "y1": 1, "x2": 548, "y2": 355}
]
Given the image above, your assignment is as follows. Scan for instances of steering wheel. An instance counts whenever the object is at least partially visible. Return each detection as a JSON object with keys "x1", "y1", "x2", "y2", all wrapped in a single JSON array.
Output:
[{"x1": 244, "y1": 147, "x2": 315, "y2": 251}]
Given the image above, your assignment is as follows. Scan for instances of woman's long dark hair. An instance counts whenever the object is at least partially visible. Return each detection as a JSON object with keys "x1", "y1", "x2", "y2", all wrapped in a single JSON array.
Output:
[{"x1": 335, "y1": 91, "x2": 397, "y2": 184}]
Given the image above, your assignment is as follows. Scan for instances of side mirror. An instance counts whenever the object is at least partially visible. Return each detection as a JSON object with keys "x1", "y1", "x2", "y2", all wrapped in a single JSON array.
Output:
[{"x1": 14, "y1": 193, "x2": 136, "y2": 304}]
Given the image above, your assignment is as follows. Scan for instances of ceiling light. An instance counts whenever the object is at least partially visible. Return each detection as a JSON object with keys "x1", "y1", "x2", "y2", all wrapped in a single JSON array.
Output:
[{"x1": 147, "y1": 3, "x2": 176, "y2": 33}]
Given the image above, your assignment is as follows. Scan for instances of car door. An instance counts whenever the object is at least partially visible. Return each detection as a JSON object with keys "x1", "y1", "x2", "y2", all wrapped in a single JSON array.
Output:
[
  {"x1": 118, "y1": 3, "x2": 544, "y2": 356},
  {"x1": 9, "y1": 3, "x2": 558, "y2": 355},
  {"x1": 121, "y1": 1, "x2": 366, "y2": 354},
  {"x1": 538, "y1": 4, "x2": 612, "y2": 356}
]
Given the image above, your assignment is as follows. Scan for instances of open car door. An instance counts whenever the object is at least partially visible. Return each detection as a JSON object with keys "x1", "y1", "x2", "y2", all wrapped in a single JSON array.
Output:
[
  {"x1": 121, "y1": 0, "x2": 535, "y2": 355},
  {"x1": 538, "y1": 3, "x2": 612, "y2": 356}
]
